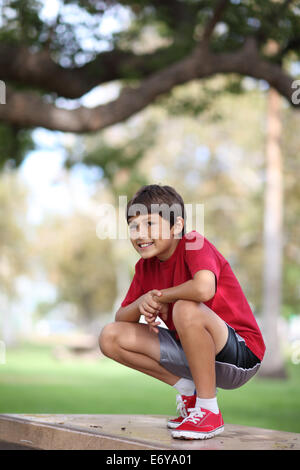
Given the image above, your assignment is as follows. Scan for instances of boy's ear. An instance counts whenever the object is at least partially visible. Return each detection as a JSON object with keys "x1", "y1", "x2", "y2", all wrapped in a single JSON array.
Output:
[{"x1": 173, "y1": 216, "x2": 184, "y2": 237}]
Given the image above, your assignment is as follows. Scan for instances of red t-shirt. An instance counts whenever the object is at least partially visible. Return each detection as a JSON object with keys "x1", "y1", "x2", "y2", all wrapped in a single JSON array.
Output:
[{"x1": 121, "y1": 230, "x2": 265, "y2": 361}]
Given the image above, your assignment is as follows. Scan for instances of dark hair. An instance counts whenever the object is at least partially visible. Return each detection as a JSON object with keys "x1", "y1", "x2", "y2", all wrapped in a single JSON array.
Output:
[{"x1": 126, "y1": 184, "x2": 186, "y2": 237}]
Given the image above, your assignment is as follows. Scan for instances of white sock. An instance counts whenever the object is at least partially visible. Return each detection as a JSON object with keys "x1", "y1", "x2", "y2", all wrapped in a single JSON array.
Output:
[
  {"x1": 172, "y1": 378, "x2": 195, "y2": 396},
  {"x1": 196, "y1": 396, "x2": 219, "y2": 414}
]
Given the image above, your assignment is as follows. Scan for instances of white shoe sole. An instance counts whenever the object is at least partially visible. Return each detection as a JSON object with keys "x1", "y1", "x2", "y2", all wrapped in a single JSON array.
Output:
[
  {"x1": 167, "y1": 421, "x2": 182, "y2": 429},
  {"x1": 171, "y1": 425, "x2": 224, "y2": 440}
]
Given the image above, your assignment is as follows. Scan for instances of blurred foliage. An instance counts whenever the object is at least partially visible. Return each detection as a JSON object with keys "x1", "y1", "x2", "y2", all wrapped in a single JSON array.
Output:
[
  {"x1": 158, "y1": 75, "x2": 244, "y2": 118},
  {"x1": 281, "y1": 108, "x2": 300, "y2": 317},
  {"x1": 1, "y1": 0, "x2": 300, "y2": 67},
  {"x1": 0, "y1": 124, "x2": 35, "y2": 170},
  {"x1": 0, "y1": 170, "x2": 30, "y2": 297},
  {"x1": 33, "y1": 212, "x2": 117, "y2": 323},
  {"x1": 1, "y1": 0, "x2": 300, "y2": 169},
  {"x1": 0, "y1": 0, "x2": 299, "y2": 340},
  {"x1": 0, "y1": 0, "x2": 45, "y2": 46},
  {"x1": 65, "y1": 118, "x2": 158, "y2": 203}
]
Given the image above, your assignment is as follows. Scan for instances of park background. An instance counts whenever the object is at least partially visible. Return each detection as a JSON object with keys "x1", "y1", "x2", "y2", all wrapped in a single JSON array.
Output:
[{"x1": 0, "y1": 0, "x2": 299, "y2": 434}]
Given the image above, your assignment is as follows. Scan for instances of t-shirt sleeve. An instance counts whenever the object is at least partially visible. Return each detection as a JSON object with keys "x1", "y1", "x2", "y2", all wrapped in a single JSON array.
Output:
[
  {"x1": 184, "y1": 232, "x2": 221, "y2": 286},
  {"x1": 121, "y1": 263, "x2": 144, "y2": 307}
]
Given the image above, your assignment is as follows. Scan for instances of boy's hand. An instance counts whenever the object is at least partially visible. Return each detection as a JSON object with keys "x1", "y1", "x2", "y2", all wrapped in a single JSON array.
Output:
[
  {"x1": 155, "y1": 302, "x2": 169, "y2": 322},
  {"x1": 138, "y1": 290, "x2": 168, "y2": 333},
  {"x1": 145, "y1": 303, "x2": 169, "y2": 334}
]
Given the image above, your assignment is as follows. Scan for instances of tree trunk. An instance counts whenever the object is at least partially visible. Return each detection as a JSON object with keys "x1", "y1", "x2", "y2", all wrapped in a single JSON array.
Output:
[{"x1": 259, "y1": 87, "x2": 287, "y2": 378}]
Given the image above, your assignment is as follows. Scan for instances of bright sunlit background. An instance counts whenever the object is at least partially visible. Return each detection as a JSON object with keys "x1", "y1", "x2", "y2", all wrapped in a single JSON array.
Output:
[{"x1": 0, "y1": 0, "x2": 299, "y2": 433}]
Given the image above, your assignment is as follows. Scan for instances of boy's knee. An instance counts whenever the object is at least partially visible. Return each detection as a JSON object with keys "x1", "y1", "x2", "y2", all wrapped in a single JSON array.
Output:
[
  {"x1": 99, "y1": 322, "x2": 119, "y2": 357},
  {"x1": 173, "y1": 300, "x2": 206, "y2": 330}
]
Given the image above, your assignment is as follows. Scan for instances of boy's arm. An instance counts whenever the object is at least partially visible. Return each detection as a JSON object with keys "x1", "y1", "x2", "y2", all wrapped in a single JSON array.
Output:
[
  {"x1": 115, "y1": 297, "x2": 141, "y2": 323},
  {"x1": 156, "y1": 270, "x2": 216, "y2": 304},
  {"x1": 115, "y1": 270, "x2": 215, "y2": 321},
  {"x1": 115, "y1": 289, "x2": 162, "y2": 323}
]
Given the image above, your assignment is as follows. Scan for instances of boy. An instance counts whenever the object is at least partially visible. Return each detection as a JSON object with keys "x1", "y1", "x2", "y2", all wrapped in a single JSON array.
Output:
[{"x1": 99, "y1": 184, "x2": 265, "y2": 440}]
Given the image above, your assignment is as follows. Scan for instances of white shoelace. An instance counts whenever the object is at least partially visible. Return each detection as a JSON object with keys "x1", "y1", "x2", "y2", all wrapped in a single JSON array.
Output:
[
  {"x1": 175, "y1": 394, "x2": 188, "y2": 418},
  {"x1": 183, "y1": 407, "x2": 206, "y2": 424}
]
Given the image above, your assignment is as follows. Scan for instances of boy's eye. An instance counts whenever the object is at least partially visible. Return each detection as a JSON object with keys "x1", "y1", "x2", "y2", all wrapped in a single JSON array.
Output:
[{"x1": 129, "y1": 220, "x2": 155, "y2": 231}]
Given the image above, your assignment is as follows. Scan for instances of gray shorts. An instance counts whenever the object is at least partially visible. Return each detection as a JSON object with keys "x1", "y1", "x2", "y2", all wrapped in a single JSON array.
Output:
[{"x1": 158, "y1": 324, "x2": 261, "y2": 390}]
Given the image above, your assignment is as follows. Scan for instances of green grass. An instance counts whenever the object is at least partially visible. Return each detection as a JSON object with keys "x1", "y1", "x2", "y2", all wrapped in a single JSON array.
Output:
[{"x1": 1, "y1": 343, "x2": 299, "y2": 433}]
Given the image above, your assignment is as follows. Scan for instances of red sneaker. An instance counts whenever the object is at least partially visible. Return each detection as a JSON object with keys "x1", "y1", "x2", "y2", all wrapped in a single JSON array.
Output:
[
  {"x1": 167, "y1": 394, "x2": 196, "y2": 429},
  {"x1": 171, "y1": 407, "x2": 224, "y2": 440}
]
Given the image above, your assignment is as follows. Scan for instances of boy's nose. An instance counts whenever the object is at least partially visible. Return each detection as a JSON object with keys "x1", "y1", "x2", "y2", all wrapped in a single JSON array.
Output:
[{"x1": 139, "y1": 226, "x2": 151, "y2": 239}]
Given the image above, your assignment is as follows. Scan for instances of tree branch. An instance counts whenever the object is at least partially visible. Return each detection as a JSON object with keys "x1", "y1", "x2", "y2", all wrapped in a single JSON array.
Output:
[
  {"x1": 0, "y1": 43, "x2": 188, "y2": 99},
  {"x1": 0, "y1": 37, "x2": 298, "y2": 133},
  {"x1": 201, "y1": 0, "x2": 229, "y2": 43}
]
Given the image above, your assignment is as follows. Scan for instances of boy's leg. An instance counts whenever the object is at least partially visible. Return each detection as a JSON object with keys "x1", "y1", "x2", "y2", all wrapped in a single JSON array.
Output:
[
  {"x1": 170, "y1": 300, "x2": 228, "y2": 439},
  {"x1": 172, "y1": 299, "x2": 228, "y2": 399},
  {"x1": 99, "y1": 321, "x2": 181, "y2": 386}
]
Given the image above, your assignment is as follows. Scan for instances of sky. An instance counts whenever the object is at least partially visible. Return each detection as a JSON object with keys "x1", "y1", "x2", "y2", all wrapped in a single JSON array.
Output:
[{"x1": 19, "y1": 128, "x2": 105, "y2": 224}]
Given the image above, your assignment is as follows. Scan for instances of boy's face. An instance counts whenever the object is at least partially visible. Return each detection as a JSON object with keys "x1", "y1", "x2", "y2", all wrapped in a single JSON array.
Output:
[{"x1": 128, "y1": 212, "x2": 183, "y2": 261}]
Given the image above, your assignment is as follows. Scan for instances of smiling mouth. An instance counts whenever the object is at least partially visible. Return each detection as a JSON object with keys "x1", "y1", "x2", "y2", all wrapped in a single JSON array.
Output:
[{"x1": 137, "y1": 242, "x2": 154, "y2": 249}]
